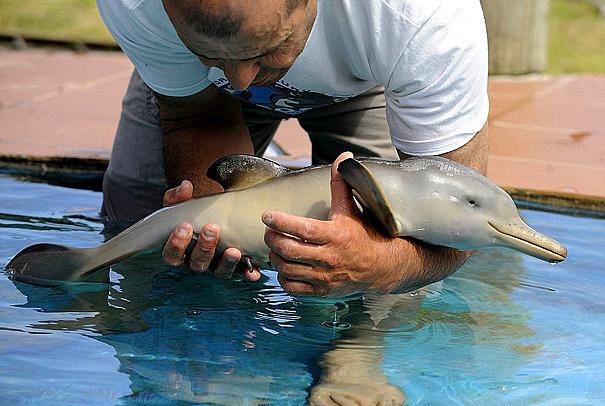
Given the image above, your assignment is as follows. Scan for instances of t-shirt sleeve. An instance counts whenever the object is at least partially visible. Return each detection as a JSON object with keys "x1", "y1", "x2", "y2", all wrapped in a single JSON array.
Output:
[
  {"x1": 97, "y1": 0, "x2": 211, "y2": 97},
  {"x1": 385, "y1": 1, "x2": 489, "y2": 156}
]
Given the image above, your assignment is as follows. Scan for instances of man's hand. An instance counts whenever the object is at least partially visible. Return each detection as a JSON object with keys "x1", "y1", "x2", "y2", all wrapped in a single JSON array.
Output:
[
  {"x1": 263, "y1": 152, "x2": 469, "y2": 298},
  {"x1": 262, "y1": 152, "x2": 404, "y2": 297},
  {"x1": 161, "y1": 180, "x2": 262, "y2": 281}
]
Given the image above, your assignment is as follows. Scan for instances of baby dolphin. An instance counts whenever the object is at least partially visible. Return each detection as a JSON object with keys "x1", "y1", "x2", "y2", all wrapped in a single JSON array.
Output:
[{"x1": 5, "y1": 155, "x2": 567, "y2": 286}]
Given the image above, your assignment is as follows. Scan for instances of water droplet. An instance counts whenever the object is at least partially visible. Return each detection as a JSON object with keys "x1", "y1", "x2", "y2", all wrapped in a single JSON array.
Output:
[
  {"x1": 321, "y1": 302, "x2": 351, "y2": 330},
  {"x1": 186, "y1": 309, "x2": 203, "y2": 317},
  {"x1": 321, "y1": 321, "x2": 352, "y2": 330}
]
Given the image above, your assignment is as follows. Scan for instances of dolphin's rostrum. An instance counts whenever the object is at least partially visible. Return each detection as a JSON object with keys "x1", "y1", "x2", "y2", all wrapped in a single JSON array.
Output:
[{"x1": 5, "y1": 155, "x2": 567, "y2": 286}]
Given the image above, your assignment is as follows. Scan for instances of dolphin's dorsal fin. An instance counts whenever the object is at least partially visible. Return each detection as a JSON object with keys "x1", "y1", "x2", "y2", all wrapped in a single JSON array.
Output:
[
  {"x1": 207, "y1": 154, "x2": 289, "y2": 191},
  {"x1": 337, "y1": 158, "x2": 402, "y2": 237}
]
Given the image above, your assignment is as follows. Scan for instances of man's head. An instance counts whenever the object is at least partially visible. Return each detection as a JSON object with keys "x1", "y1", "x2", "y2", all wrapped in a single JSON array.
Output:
[{"x1": 163, "y1": 0, "x2": 316, "y2": 90}]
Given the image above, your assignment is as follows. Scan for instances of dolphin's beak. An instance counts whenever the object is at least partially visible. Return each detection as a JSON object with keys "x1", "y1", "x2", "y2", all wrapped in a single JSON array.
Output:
[{"x1": 488, "y1": 220, "x2": 567, "y2": 263}]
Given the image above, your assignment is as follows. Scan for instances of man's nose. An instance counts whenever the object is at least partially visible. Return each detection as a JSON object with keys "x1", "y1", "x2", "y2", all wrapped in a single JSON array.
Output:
[{"x1": 224, "y1": 61, "x2": 261, "y2": 90}]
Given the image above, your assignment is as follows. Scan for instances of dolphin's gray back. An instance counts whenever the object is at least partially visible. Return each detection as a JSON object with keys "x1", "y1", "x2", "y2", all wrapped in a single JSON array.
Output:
[{"x1": 363, "y1": 156, "x2": 480, "y2": 179}]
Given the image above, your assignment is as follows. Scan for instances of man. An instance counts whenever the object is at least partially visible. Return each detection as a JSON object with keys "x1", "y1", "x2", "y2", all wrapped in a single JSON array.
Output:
[{"x1": 97, "y1": 0, "x2": 489, "y2": 298}]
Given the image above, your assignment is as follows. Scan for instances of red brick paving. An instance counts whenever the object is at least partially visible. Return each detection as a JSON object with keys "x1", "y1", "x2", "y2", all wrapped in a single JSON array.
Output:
[
  {"x1": 0, "y1": 48, "x2": 130, "y2": 159},
  {"x1": 1, "y1": 48, "x2": 604, "y2": 197}
]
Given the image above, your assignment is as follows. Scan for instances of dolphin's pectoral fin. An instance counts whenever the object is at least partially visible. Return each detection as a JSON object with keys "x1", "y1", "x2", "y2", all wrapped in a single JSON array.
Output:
[
  {"x1": 338, "y1": 158, "x2": 402, "y2": 237},
  {"x1": 207, "y1": 154, "x2": 289, "y2": 191}
]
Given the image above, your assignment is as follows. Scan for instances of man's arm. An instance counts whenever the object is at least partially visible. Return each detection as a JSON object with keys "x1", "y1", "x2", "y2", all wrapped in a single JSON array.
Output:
[
  {"x1": 157, "y1": 86, "x2": 261, "y2": 280},
  {"x1": 262, "y1": 123, "x2": 489, "y2": 297},
  {"x1": 398, "y1": 124, "x2": 489, "y2": 176},
  {"x1": 158, "y1": 86, "x2": 253, "y2": 193}
]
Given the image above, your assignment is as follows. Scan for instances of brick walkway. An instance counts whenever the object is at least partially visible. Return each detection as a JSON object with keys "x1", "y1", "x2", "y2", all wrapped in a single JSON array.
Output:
[{"x1": 1, "y1": 47, "x2": 604, "y2": 201}]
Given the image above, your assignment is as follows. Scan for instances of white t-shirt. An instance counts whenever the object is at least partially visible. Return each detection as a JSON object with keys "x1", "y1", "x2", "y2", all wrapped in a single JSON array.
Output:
[{"x1": 97, "y1": 0, "x2": 489, "y2": 156}]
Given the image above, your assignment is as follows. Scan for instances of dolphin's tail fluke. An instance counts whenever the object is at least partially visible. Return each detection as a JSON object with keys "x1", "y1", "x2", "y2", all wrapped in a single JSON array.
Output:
[
  {"x1": 6, "y1": 243, "x2": 109, "y2": 286},
  {"x1": 6, "y1": 204, "x2": 186, "y2": 286}
]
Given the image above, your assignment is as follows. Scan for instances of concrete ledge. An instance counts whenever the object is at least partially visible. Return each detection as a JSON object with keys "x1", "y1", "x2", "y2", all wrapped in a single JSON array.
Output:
[
  {"x1": 0, "y1": 155, "x2": 107, "y2": 191},
  {"x1": 506, "y1": 187, "x2": 605, "y2": 217}
]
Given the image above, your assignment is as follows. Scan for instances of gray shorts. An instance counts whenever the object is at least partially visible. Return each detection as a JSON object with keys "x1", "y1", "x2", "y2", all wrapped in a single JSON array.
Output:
[{"x1": 102, "y1": 69, "x2": 397, "y2": 228}]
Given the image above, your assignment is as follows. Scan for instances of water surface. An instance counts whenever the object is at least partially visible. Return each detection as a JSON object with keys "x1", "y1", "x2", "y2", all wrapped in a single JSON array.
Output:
[{"x1": 1, "y1": 174, "x2": 604, "y2": 405}]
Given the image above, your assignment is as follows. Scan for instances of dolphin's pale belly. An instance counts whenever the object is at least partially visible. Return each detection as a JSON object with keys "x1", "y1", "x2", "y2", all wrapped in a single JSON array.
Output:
[{"x1": 192, "y1": 166, "x2": 333, "y2": 262}]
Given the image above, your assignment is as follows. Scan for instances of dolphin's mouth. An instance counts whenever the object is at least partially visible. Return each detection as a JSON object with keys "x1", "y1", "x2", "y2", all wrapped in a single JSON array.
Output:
[{"x1": 488, "y1": 221, "x2": 567, "y2": 263}]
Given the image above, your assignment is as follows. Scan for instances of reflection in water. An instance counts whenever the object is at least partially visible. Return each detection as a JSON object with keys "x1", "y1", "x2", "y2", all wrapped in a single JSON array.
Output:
[
  {"x1": 7, "y1": 247, "x2": 537, "y2": 405},
  {"x1": 2, "y1": 175, "x2": 604, "y2": 404}
]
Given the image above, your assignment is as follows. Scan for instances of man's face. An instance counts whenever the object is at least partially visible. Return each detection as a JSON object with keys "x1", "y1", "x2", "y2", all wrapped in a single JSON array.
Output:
[{"x1": 164, "y1": 0, "x2": 317, "y2": 90}]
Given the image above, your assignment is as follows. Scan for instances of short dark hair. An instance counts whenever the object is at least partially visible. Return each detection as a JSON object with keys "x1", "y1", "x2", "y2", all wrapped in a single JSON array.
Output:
[
  {"x1": 185, "y1": 6, "x2": 244, "y2": 38},
  {"x1": 169, "y1": 0, "x2": 309, "y2": 39}
]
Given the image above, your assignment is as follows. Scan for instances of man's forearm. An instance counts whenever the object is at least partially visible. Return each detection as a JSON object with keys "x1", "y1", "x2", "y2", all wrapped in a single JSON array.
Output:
[
  {"x1": 157, "y1": 87, "x2": 260, "y2": 276},
  {"x1": 398, "y1": 123, "x2": 489, "y2": 175},
  {"x1": 158, "y1": 87, "x2": 254, "y2": 196},
  {"x1": 389, "y1": 238, "x2": 472, "y2": 293},
  {"x1": 162, "y1": 123, "x2": 253, "y2": 196}
]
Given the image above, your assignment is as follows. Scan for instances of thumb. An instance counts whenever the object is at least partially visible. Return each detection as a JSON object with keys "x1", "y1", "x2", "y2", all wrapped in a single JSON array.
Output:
[
  {"x1": 163, "y1": 180, "x2": 193, "y2": 207},
  {"x1": 330, "y1": 151, "x2": 356, "y2": 218}
]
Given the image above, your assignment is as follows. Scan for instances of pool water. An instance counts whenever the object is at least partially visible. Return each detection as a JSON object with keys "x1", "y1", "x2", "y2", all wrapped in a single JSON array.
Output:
[{"x1": 1, "y1": 174, "x2": 604, "y2": 405}]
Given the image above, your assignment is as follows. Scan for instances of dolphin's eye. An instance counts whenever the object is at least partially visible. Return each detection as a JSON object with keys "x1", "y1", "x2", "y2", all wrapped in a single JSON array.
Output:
[{"x1": 468, "y1": 199, "x2": 478, "y2": 207}]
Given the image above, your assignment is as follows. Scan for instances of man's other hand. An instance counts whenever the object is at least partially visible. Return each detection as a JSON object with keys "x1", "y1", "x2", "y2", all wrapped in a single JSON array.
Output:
[
  {"x1": 262, "y1": 152, "x2": 406, "y2": 297},
  {"x1": 161, "y1": 180, "x2": 262, "y2": 281}
]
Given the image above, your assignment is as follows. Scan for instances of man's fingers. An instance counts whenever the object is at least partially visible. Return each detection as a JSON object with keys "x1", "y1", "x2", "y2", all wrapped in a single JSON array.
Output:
[
  {"x1": 330, "y1": 151, "x2": 356, "y2": 217},
  {"x1": 162, "y1": 223, "x2": 193, "y2": 266},
  {"x1": 162, "y1": 221, "x2": 261, "y2": 282},
  {"x1": 190, "y1": 225, "x2": 257, "y2": 280},
  {"x1": 213, "y1": 247, "x2": 242, "y2": 279},
  {"x1": 189, "y1": 223, "x2": 220, "y2": 272},
  {"x1": 240, "y1": 266, "x2": 262, "y2": 282},
  {"x1": 262, "y1": 211, "x2": 330, "y2": 245},
  {"x1": 264, "y1": 228, "x2": 323, "y2": 264},
  {"x1": 163, "y1": 180, "x2": 194, "y2": 206},
  {"x1": 269, "y1": 251, "x2": 327, "y2": 290},
  {"x1": 277, "y1": 273, "x2": 317, "y2": 296}
]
